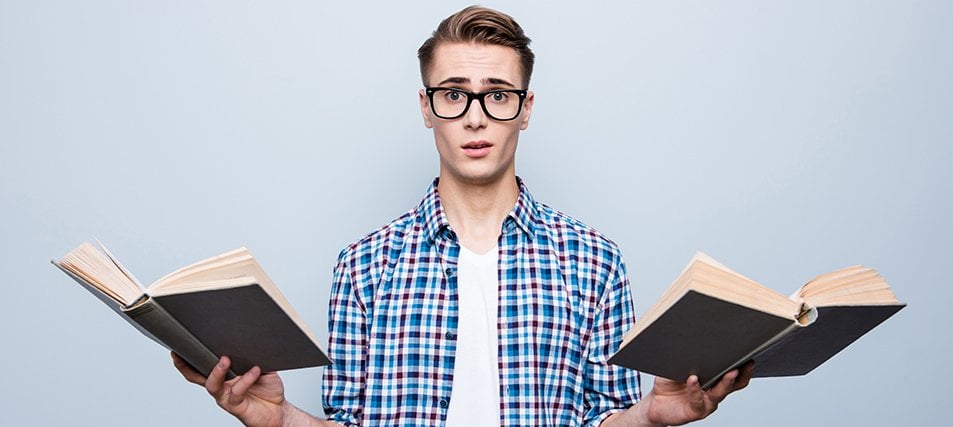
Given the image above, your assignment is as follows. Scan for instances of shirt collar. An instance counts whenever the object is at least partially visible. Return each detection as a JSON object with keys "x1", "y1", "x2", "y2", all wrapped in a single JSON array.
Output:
[
  {"x1": 418, "y1": 177, "x2": 540, "y2": 243},
  {"x1": 507, "y1": 177, "x2": 540, "y2": 239},
  {"x1": 419, "y1": 178, "x2": 451, "y2": 243}
]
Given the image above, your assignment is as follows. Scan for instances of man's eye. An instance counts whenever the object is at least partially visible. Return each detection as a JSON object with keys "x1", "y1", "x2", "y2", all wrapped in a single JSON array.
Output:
[
  {"x1": 490, "y1": 92, "x2": 508, "y2": 102},
  {"x1": 446, "y1": 91, "x2": 464, "y2": 101}
]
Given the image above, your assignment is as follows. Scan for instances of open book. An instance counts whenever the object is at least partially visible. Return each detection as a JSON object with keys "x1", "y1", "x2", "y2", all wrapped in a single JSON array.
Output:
[
  {"x1": 53, "y1": 241, "x2": 331, "y2": 378},
  {"x1": 609, "y1": 252, "x2": 904, "y2": 388}
]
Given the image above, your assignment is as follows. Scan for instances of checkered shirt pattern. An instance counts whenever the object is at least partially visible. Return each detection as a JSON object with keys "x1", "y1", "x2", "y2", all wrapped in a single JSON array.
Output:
[{"x1": 322, "y1": 178, "x2": 642, "y2": 426}]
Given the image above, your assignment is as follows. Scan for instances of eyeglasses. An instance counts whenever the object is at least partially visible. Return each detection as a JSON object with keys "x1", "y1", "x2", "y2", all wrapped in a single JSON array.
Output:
[{"x1": 425, "y1": 87, "x2": 528, "y2": 121}]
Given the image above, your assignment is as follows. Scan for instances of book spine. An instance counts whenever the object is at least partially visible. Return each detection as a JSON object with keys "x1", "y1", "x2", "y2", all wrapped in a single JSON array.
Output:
[
  {"x1": 700, "y1": 320, "x2": 802, "y2": 389},
  {"x1": 125, "y1": 298, "x2": 235, "y2": 378},
  {"x1": 54, "y1": 261, "x2": 175, "y2": 351}
]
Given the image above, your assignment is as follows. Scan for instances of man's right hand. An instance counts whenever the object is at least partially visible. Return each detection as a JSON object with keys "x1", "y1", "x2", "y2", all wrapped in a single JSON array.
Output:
[
  {"x1": 173, "y1": 352, "x2": 289, "y2": 426},
  {"x1": 172, "y1": 353, "x2": 342, "y2": 427}
]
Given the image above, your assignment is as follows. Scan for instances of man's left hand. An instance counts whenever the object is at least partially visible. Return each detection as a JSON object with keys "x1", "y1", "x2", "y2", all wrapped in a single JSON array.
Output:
[{"x1": 603, "y1": 361, "x2": 754, "y2": 427}]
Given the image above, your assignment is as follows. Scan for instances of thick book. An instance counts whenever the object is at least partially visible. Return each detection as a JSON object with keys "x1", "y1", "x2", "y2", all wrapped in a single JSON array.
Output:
[
  {"x1": 53, "y1": 241, "x2": 331, "y2": 378},
  {"x1": 609, "y1": 252, "x2": 904, "y2": 388}
]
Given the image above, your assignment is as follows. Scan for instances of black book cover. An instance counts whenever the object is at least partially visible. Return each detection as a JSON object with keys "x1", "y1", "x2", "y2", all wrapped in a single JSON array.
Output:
[
  {"x1": 610, "y1": 290, "x2": 794, "y2": 387},
  {"x1": 154, "y1": 284, "x2": 331, "y2": 374}
]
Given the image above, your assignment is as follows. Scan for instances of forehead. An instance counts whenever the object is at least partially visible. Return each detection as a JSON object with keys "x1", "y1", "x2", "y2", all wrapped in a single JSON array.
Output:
[{"x1": 429, "y1": 42, "x2": 523, "y2": 88}]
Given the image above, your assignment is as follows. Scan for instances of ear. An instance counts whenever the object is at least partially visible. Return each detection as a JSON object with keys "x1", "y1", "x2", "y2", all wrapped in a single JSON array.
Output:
[
  {"x1": 419, "y1": 89, "x2": 434, "y2": 129},
  {"x1": 519, "y1": 90, "x2": 535, "y2": 131}
]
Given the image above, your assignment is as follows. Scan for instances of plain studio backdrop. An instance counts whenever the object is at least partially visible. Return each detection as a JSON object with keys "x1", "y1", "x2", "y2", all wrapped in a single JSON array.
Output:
[{"x1": 1, "y1": 1, "x2": 949, "y2": 425}]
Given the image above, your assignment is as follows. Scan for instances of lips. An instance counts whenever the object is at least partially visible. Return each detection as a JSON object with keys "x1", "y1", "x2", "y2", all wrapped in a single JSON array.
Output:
[
  {"x1": 463, "y1": 140, "x2": 493, "y2": 149},
  {"x1": 462, "y1": 140, "x2": 493, "y2": 158}
]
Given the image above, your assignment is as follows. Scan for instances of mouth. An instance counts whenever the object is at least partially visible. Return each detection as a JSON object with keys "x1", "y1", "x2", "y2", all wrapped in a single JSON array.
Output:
[
  {"x1": 462, "y1": 141, "x2": 494, "y2": 158},
  {"x1": 463, "y1": 141, "x2": 493, "y2": 149}
]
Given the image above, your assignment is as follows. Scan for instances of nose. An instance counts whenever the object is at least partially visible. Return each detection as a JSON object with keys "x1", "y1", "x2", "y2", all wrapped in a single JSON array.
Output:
[{"x1": 463, "y1": 96, "x2": 488, "y2": 129}]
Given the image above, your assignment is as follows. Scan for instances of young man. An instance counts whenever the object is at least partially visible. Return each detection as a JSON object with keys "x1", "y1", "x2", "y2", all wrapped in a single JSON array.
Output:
[{"x1": 174, "y1": 6, "x2": 751, "y2": 426}]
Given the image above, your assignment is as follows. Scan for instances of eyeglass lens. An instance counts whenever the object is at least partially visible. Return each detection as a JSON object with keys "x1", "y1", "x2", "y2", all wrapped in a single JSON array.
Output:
[{"x1": 431, "y1": 89, "x2": 522, "y2": 120}]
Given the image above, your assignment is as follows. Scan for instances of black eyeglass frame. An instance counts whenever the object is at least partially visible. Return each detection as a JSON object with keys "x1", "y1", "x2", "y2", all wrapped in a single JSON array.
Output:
[{"x1": 425, "y1": 87, "x2": 529, "y2": 121}]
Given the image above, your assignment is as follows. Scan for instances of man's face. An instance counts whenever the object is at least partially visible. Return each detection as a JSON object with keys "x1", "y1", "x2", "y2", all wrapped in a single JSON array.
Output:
[{"x1": 419, "y1": 42, "x2": 534, "y2": 186}]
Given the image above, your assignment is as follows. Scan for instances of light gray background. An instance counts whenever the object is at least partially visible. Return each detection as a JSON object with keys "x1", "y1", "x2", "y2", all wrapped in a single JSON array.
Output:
[{"x1": 2, "y1": 1, "x2": 950, "y2": 425}]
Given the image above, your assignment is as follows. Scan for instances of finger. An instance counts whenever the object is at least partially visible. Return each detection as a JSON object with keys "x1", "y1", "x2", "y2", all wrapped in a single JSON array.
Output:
[
  {"x1": 228, "y1": 366, "x2": 262, "y2": 406},
  {"x1": 171, "y1": 352, "x2": 208, "y2": 385},
  {"x1": 206, "y1": 356, "x2": 231, "y2": 397},
  {"x1": 685, "y1": 375, "x2": 706, "y2": 411},
  {"x1": 706, "y1": 368, "x2": 739, "y2": 404},
  {"x1": 732, "y1": 361, "x2": 755, "y2": 392}
]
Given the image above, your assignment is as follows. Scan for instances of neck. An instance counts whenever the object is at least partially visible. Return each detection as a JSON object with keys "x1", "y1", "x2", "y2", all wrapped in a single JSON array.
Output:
[{"x1": 437, "y1": 174, "x2": 519, "y2": 254}]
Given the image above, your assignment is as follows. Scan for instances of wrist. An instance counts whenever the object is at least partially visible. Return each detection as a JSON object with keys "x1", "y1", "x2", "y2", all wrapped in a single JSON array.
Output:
[
  {"x1": 277, "y1": 401, "x2": 297, "y2": 427},
  {"x1": 601, "y1": 392, "x2": 667, "y2": 427},
  {"x1": 634, "y1": 391, "x2": 668, "y2": 427},
  {"x1": 279, "y1": 402, "x2": 334, "y2": 427}
]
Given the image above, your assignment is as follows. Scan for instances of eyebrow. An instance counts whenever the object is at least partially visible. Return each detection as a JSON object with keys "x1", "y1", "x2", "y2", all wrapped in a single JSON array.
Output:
[{"x1": 435, "y1": 77, "x2": 517, "y2": 88}]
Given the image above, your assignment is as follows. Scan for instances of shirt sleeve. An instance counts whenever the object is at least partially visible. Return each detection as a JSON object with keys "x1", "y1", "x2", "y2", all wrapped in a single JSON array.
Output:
[
  {"x1": 322, "y1": 252, "x2": 368, "y2": 426},
  {"x1": 582, "y1": 258, "x2": 642, "y2": 427}
]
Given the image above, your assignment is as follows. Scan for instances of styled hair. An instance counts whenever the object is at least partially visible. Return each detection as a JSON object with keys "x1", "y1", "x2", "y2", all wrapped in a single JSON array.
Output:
[{"x1": 417, "y1": 6, "x2": 535, "y2": 88}]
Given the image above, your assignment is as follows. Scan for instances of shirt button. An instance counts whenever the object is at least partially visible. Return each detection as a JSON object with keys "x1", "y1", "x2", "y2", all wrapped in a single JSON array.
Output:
[
  {"x1": 445, "y1": 331, "x2": 456, "y2": 340},
  {"x1": 439, "y1": 398, "x2": 449, "y2": 408}
]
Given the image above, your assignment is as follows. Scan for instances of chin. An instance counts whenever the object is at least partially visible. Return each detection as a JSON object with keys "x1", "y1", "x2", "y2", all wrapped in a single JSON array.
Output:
[
  {"x1": 440, "y1": 157, "x2": 516, "y2": 186},
  {"x1": 457, "y1": 169, "x2": 514, "y2": 186}
]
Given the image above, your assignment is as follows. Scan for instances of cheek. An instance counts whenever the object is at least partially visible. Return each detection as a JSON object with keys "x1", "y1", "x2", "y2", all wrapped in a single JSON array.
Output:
[
  {"x1": 499, "y1": 126, "x2": 522, "y2": 148},
  {"x1": 433, "y1": 125, "x2": 451, "y2": 144},
  {"x1": 435, "y1": 121, "x2": 466, "y2": 141},
  {"x1": 432, "y1": 125, "x2": 457, "y2": 154}
]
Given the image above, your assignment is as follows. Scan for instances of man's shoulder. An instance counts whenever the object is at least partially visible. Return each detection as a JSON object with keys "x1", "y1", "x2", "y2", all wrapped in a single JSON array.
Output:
[
  {"x1": 534, "y1": 202, "x2": 623, "y2": 257},
  {"x1": 531, "y1": 201, "x2": 630, "y2": 293},
  {"x1": 335, "y1": 207, "x2": 418, "y2": 266}
]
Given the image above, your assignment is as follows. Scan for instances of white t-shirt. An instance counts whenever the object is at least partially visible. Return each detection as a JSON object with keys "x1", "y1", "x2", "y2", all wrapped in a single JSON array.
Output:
[{"x1": 444, "y1": 245, "x2": 501, "y2": 426}]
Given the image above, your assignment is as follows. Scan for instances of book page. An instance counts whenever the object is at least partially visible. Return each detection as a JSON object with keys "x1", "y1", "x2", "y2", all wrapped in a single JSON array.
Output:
[
  {"x1": 622, "y1": 253, "x2": 798, "y2": 345},
  {"x1": 96, "y1": 239, "x2": 144, "y2": 290},
  {"x1": 796, "y1": 266, "x2": 899, "y2": 307},
  {"x1": 690, "y1": 262, "x2": 798, "y2": 318},
  {"x1": 148, "y1": 247, "x2": 251, "y2": 289},
  {"x1": 55, "y1": 242, "x2": 144, "y2": 306}
]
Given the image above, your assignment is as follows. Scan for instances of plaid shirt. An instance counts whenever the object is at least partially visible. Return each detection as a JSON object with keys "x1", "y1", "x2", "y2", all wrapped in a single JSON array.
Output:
[{"x1": 323, "y1": 178, "x2": 641, "y2": 426}]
